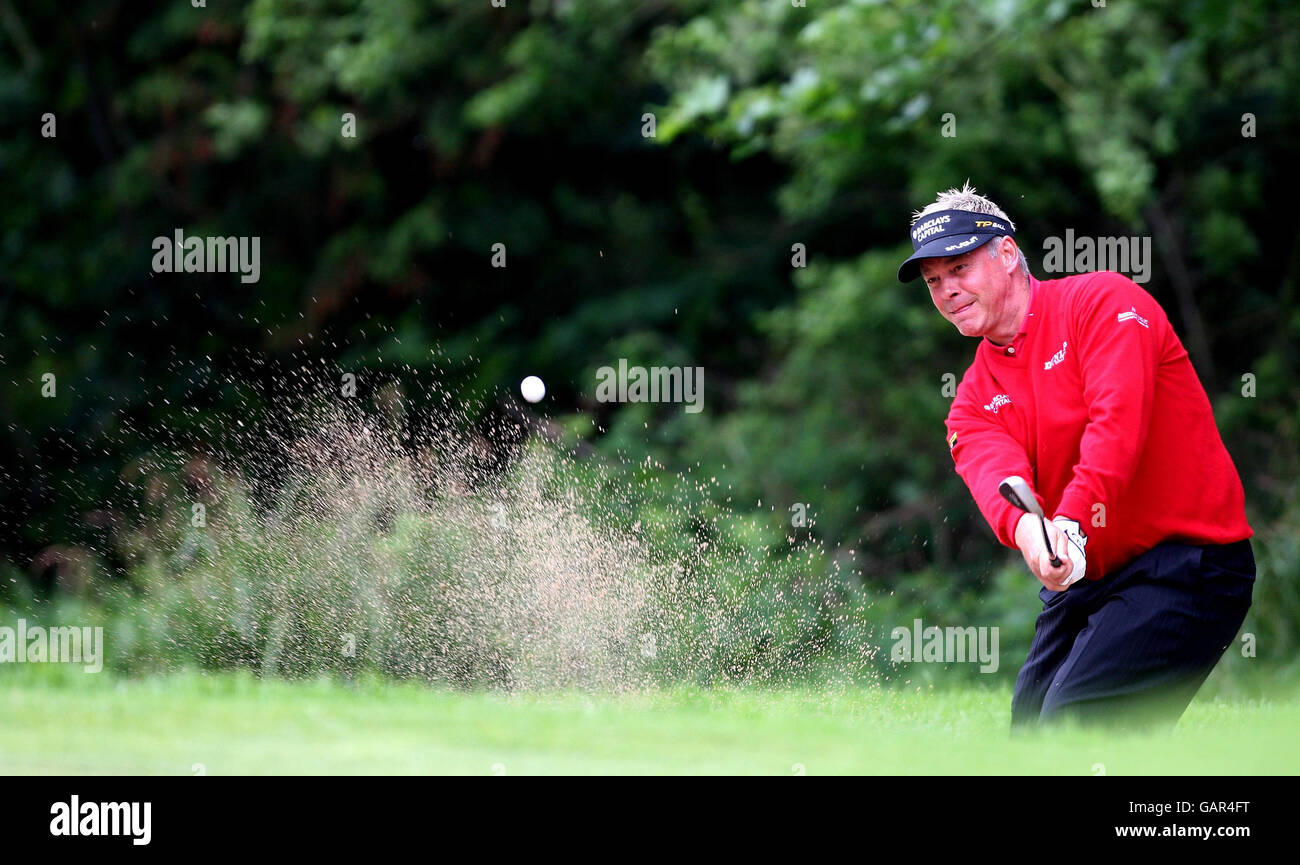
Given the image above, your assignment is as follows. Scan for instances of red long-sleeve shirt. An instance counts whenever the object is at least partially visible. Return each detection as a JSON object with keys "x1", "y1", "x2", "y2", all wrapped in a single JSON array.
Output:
[{"x1": 945, "y1": 270, "x2": 1251, "y2": 581}]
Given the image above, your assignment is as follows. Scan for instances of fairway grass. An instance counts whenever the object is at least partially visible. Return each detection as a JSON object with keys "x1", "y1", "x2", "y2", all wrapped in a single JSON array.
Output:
[{"x1": 2, "y1": 669, "x2": 1297, "y2": 775}]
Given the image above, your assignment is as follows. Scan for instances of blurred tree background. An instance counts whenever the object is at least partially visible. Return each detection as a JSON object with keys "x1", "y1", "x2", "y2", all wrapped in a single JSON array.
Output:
[{"x1": 2, "y1": 0, "x2": 1298, "y2": 679}]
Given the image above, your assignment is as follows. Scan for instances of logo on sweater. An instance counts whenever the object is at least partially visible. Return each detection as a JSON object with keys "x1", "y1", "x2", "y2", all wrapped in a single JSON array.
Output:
[
  {"x1": 1044, "y1": 340, "x2": 1069, "y2": 370},
  {"x1": 1117, "y1": 306, "x2": 1149, "y2": 328},
  {"x1": 982, "y1": 393, "x2": 1011, "y2": 413}
]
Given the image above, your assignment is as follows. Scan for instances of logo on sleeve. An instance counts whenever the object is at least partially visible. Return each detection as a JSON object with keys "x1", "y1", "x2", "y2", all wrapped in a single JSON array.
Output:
[
  {"x1": 1043, "y1": 340, "x2": 1069, "y2": 370},
  {"x1": 1117, "y1": 306, "x2": 1149, "y2": 328},
  {"x1": 982, "y1": 393, "x2": 1011, "y2": 413},
  {"x1": 947, "y1": 431, "x2": 958, "y2": 451}
]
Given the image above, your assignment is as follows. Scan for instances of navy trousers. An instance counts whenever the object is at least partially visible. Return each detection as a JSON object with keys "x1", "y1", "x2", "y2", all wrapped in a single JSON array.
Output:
[{"x1": 1011, "y1": 538, "x2": 1255, "y2": 731}]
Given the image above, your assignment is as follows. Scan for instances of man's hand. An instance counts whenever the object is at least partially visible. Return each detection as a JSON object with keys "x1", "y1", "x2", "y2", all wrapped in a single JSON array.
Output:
[
  {"x1": 1051, "y1": 516, "x2": 1088, "y2": 587},
  {"x1": 1014, "y1": 512, "x2": 1073, "y2": 591}
]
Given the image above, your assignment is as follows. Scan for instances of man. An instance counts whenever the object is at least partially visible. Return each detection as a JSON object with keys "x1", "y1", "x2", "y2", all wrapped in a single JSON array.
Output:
[{"x1": 898, "y1": 183, "x2": 1255, "y2": 730}]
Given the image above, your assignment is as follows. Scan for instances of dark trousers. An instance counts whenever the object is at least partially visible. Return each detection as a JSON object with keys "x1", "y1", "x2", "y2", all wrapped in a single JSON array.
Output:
[{"x1": 1011, "y1": 538, "x2": 1255, "y2": 731}]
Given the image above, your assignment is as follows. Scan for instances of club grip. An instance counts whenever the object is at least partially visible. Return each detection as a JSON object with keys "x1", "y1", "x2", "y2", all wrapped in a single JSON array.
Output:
[{"x1": 1038, "y1": 517, "x2": 1063, "y2": 569}]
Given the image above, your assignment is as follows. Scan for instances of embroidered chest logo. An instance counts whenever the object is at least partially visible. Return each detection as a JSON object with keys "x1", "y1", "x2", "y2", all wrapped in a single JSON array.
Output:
[
  {"x1": 1117, "y1": 306, "x2": 1149, "y2": 328},
  {"x1": 983, "y1": 393, "x2": 1012, "y2": 413},
  {"x1": 1044, "y1": 340, "x2": 1069, "y2": 370}
]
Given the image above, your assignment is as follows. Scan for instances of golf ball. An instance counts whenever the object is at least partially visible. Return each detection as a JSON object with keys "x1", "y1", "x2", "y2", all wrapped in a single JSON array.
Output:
[{"x1": 520, "y1": 375, "x2": 546, "y2": 403}]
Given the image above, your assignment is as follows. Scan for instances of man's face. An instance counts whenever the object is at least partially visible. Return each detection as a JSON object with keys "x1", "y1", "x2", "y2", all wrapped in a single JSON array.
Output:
[{"x1": 919, "y1": 237, "x2": 1018, "y2": 340}]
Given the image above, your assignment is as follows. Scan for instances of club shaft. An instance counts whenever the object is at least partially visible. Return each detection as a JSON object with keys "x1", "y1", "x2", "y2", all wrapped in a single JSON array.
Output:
[{"x1": 1038, "y1": 516, "x2": 1063, "y2": 568}]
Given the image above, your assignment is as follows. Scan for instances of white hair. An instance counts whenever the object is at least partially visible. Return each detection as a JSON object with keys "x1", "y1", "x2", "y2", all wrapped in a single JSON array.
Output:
[
  {"x1": 911, "y1": 181, "x2": 1028, "y2": 275},
  {"x1": 910, "y1": 180, "x2": 1015, "y2": 228}
]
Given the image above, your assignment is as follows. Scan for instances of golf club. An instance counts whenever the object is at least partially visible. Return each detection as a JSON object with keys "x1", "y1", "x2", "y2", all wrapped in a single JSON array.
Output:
[{"x1": 998, "y1": 475, "x2": 1063, "y2": 568}]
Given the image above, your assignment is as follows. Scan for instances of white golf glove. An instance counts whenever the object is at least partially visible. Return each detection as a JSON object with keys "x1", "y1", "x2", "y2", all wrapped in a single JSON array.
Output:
[{"x1": 1052, "y1": 517, "x2": 1088, "y2": 586}]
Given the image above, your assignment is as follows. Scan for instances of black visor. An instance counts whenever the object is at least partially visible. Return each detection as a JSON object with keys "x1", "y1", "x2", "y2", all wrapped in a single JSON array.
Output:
[{"x1": 897, "y1": 209, "x2": 1014, "y2": 282}]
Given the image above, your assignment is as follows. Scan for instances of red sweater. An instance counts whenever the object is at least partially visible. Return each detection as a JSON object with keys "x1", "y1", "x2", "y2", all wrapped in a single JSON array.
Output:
[{"x1": 945, "y1": 271, "x2": 1251, "y2": 581}]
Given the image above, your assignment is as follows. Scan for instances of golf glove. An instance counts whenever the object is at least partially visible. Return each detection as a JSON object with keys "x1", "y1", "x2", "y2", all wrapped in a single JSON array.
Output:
[{"x1": 1052, "y1": 517, "x2": 1087, "y2": 586}]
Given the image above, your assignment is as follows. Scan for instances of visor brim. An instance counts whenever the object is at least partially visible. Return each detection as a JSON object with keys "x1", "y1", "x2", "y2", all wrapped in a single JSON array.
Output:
[{"x1": 897, "y1": 234, "x2": 999, "y2": 283}]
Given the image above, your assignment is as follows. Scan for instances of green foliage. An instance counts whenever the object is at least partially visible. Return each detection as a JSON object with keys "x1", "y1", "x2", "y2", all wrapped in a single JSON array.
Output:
[
  {"x1": 2, "y1": 0, "x2": 1298, "y2": 684},
  {"x1": 641, "y1": 0, "x2": 1300, "y2": 655}
]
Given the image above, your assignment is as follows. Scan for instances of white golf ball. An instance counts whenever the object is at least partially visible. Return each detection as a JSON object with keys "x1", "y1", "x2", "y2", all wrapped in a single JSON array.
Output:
[{"x1": 520, "y1": 375, "x2": 546, "y2": 403}]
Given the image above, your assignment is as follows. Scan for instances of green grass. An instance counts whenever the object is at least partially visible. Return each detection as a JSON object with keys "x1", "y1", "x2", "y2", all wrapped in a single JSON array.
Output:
[{"x1": 2, "y1": 667, "x2": 1297, "y2": 775}]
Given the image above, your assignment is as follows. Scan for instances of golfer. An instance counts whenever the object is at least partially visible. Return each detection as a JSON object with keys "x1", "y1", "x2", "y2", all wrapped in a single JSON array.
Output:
[{"x1": 898, "y1": 184, "x2": 1255, "y2": 730}]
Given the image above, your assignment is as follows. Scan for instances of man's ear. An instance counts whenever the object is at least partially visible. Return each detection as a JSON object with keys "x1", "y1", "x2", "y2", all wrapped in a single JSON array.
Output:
[{"x1": 1002, "y1": 237, "x2": 1019, "y2": 273}]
